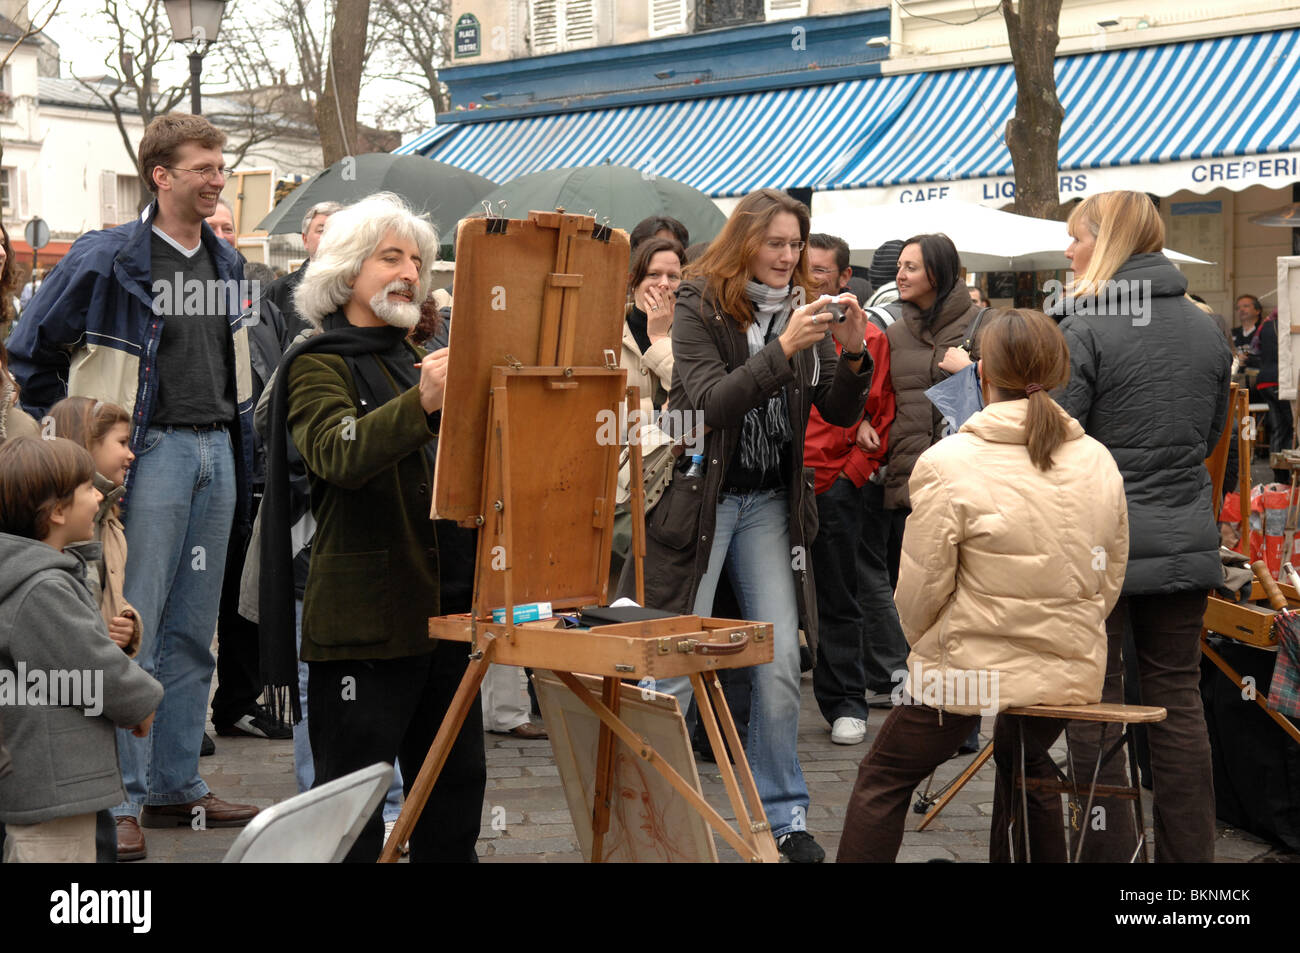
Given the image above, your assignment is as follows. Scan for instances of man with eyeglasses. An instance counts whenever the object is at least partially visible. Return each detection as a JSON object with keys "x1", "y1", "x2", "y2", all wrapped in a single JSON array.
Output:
[{"x1": 9, "y1": 113, "x2": 260, "y2": 861}]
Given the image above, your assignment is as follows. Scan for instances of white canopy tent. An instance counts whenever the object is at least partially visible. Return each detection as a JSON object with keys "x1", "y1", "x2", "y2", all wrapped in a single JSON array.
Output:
[{"x1": 811, "y1": 200, "x2": 1211, "y2": 273}]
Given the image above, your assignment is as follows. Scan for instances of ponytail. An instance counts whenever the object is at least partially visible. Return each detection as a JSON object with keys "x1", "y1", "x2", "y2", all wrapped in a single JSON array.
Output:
[
  {"x1": 979, "y1": 310, "x2": 1071, "y2": 471},
  {"x1": 1023, "y1": 384, "x2": 1068, "y2": 471}
]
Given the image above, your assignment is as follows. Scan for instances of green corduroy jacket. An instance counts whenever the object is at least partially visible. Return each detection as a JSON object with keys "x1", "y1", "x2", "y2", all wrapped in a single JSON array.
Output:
[{"x1": 287, "y1": 347, "x2": 446, "y2": 662}]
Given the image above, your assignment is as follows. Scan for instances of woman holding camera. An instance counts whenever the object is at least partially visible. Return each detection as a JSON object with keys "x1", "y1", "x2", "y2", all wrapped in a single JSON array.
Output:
[{"x1": 637, "y1": 188, "x2": 872, "y2": 862}]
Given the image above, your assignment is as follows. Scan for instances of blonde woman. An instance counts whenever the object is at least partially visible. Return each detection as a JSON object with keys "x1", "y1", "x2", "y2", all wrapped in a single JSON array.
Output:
[{"x1": 1054, "y1": 190, "x2": 1232, "y2": 862}]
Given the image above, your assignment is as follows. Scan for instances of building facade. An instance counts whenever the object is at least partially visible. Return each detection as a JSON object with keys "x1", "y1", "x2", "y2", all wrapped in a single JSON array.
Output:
[{"x1": 405, "y1": 0, "x2": 1300, "y2": 315}]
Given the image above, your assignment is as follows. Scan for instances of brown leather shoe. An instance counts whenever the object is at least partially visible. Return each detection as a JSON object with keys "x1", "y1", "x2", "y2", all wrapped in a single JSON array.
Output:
[
  {"x1": 141, "y1": 793, "x2": 259, "y2": 829},
  {"x1": 115, "y1": 816, "x2": 147, "y2": 861},
  {"x1": 507, "y1": 722, "x2": 548, "y2": 740}
]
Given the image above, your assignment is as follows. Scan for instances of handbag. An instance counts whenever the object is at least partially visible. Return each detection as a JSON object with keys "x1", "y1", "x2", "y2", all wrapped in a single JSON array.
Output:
[
  {"x1": 961, "y1": 307, "x2": 989, "y2": 355},
  {"x1": 616, "y1": 418, "x2": 677, "y2": 512}
]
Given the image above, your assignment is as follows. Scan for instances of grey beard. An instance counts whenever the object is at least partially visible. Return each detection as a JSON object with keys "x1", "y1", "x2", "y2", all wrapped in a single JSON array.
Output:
[{"x1": 369, "y1": 288, "x2": 420, "y2": 329}]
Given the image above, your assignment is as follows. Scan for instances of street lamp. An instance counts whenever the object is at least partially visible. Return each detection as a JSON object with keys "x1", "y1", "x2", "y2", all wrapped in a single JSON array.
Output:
[{"x1": 164, "y1": 0, "x2": 227, "y2": 116}]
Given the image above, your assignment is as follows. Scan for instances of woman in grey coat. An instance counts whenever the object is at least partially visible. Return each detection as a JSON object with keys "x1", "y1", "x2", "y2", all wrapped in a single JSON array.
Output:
[{"x1": 1053, "y1": 190, "x2": 1232, "y2": 863}]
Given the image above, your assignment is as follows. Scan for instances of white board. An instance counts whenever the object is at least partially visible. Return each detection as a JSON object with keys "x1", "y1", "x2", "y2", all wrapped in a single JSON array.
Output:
[{"x1": 1277, "y1": 256, "x2": 1300, "y2": 401}]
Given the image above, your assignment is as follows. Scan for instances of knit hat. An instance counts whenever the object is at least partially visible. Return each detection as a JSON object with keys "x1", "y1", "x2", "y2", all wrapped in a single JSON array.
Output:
[{"x1": 869, "y1": 239, "x2": 906, "y2": 291}]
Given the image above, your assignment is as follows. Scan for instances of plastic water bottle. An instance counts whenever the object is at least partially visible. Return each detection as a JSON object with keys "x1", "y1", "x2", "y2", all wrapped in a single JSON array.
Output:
[{"x1": 684, "y1": 454, "x2": 706, "y2": 478}]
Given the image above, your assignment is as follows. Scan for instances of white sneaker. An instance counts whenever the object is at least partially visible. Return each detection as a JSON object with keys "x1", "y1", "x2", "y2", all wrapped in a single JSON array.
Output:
[
  {"x1": 383, "y1": 820, "x2": 409, "y2": 855},
  {"x1": 831, "y1": 716, "x2": 868, "y2": 745}
]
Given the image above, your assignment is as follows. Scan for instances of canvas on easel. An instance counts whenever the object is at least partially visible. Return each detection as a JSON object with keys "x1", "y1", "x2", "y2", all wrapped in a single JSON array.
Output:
[
  {"x1": 433, "y1": 213, "x2": 627, "y2": 522},
  {"x1": 533, "y1": 671, "x2": 718, "y2": 863}
]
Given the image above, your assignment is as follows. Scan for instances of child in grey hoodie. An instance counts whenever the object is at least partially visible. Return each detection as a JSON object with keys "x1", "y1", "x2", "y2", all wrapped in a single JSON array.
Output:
[{"x1": 0, "y1": 436, "x2": 162, "y2": 862}]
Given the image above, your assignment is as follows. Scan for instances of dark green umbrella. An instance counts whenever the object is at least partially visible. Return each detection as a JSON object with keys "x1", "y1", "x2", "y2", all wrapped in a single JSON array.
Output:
[
  {"x1": 256, "y1": 153, "x2": 496, "y2": 241},
  {"x1": 464, "y1": 163, "x2": 727, "y2": 246}
]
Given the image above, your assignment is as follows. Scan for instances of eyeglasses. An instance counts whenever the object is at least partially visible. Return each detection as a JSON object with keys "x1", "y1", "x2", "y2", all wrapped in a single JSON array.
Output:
[
  {"x1": 763, "y1": 239, "x2": 806, "y2": 253},
  {"x1": 167, "y1": 165, "x2": 231, "y2": 184}
]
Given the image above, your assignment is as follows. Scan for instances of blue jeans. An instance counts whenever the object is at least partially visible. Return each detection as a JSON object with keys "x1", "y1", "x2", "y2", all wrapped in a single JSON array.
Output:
[
  {"x1": 656, "y1": 489, "x2": 809, "y2": 838},
  {"x1": 293, "y1": 600, "x2": 404, "y2": 820},
  {"x1": 115, "y1": 426, "x2": 236, "y2": 815}
]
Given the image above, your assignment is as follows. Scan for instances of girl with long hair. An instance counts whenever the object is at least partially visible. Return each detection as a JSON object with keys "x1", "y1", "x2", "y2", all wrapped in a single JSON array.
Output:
[
  {"x1": 838, "y1": 309, "x2": 1128, "y2": 862},
  {"x1": 1056, "y1": 190, "x2": 1232, "y2": 862},
  {"x1": 47, "y1": 396, "x2": 141, "y2": 655},
  {"x1": 636, "y1": 188, "x2": 873, "y2": 862}
]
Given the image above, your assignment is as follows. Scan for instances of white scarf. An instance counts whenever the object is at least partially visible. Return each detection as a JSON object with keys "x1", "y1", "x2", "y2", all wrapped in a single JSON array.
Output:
[
  {"x1": 744, "y1": 279, "x2": 792, "y2": 354},
  {"x1": 743, "y1": 279, "x2": 820, "y2": 385}
]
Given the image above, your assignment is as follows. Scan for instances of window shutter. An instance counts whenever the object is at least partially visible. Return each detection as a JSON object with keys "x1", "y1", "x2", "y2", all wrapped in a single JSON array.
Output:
[
  {"x1": 563, "y1": 0, "x2": 597, "y2": 48},
  {"x1": 17, "y1": 168, "x2": 27, "y2": 218},
  {"x1": 530, "y1": 0, "x2": 560, "y2": 52},
  {"x1": 509, "y1": 0, "x2": 526, "y2": 56},
  {"x1": 117, "y1": 174, "x2": 141, "y2": 219},
  {"x1": 764, "y1": 0, "x2": 806, "y2": 20},
  {"x1": 649, "y1": 0, "x2": 687, "y2": 36},
  {"x1": 100, "y1": 170, "x2": 118, "y2": 227}
]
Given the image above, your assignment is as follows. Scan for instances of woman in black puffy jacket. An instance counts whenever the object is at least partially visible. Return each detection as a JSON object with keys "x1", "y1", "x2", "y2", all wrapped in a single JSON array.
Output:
[{"x1": 1054, "y1": 190, "x2": 1232, "y2": 863}]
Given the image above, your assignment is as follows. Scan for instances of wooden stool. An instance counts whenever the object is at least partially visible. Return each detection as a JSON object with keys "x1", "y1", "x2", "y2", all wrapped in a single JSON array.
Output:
[{"x1": 1002, "y1": 702, "x2": 1166, "y2": 863}]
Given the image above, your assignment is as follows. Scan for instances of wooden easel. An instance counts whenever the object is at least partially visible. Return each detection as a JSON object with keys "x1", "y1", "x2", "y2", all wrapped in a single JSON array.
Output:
[
  {"x1": 379, "y1": 211, "x2": 780, "y2": 863},
  {"x1": 1201, "y1": 383, "x2": 1300, "y2": 747}
]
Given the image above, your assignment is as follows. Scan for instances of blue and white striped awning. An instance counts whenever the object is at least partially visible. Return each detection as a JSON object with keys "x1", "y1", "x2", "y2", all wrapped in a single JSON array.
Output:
[{"x1": 396, "y1": 29, "x2": 1300, "y2": 200}]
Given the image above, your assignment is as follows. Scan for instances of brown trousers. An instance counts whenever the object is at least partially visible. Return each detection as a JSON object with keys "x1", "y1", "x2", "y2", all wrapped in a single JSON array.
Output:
[
  {"x1": 837, "y1": 704, "x2": 1067, "y2": 862},
  {"x1": 1066, "y1": 590, "x2": 1215, "y2": 862}
]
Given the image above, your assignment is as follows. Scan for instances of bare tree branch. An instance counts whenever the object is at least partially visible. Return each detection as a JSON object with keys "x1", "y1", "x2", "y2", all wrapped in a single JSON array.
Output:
[
  {"x1": 66, "y1": 0, "x2": 316, "y2": 185},
  {"x1": 0, "y1": 0, "x2": 63, "y2": 73},
  {"x1": 369, "y1": 0, "x2": 451, "y2": 123}
]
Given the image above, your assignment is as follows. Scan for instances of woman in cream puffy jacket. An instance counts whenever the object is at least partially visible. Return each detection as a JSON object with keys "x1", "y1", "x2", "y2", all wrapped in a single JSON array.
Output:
[{"x1": 838, "y1": 308, "x2": 1128, "y2": 863}]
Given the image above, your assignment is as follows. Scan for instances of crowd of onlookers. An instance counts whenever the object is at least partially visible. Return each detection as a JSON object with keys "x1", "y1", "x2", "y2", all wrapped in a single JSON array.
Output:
[{"x1": 0, "y1": 109, "x2": 1270, "y2": 865}]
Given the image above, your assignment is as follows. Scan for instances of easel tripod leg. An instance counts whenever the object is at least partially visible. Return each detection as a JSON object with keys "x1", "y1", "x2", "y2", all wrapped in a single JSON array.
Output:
[
  {"x1": 698, "y1": 671, "x2": 780, "y2": 862},
  {"x1": 916, "y1": 742, "x2": 994, "y2": 832},
  {"x1": 691, "y1": 671, "x2": 777, "y2": 862},
  {"x1": 1201, "y1": 634, "x2": 1300, "y2": 744},
  {"x1": 590, "y1": 676, "x2": 622, "y2": 862},
  {"x1": 378, "y1": 637, "x2": 497, "y2": 863}
]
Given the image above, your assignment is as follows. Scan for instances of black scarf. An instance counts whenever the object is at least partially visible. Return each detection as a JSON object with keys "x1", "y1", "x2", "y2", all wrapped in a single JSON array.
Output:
[
  {"x1": 258, "y1": 312, "x2": 430, "y2": 721},
  {"x1": 626, "y1": 305, "x2": 652, "y2": 354}
]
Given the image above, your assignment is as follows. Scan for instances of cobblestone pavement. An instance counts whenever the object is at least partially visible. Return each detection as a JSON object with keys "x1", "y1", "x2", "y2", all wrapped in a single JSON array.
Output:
[{"x1": 142, "y1": 671, "x2": 1294, "y2": 863}]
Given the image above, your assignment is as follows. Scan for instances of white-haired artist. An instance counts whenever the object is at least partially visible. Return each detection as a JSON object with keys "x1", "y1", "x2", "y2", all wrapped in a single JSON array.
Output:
[{"x1": 257, "y1": 193, "x2": 484, "y2": 862}]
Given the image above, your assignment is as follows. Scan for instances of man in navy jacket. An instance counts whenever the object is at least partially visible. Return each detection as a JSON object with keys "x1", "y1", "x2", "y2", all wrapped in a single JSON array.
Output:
[{"x1": 8, "y1": 113, "x2": 259, "y2": 861}]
